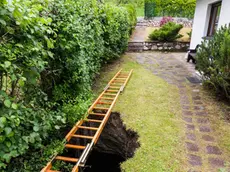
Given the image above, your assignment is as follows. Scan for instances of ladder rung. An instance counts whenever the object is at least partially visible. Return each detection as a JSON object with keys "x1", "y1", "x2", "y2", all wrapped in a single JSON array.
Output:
[
  {"x1": 106, "y1": 90, "x2": 118, "y2": 93},
  {"x1": 71, "y1": 134, "x2": 94, "y2": 139},
  {"x1": 89, "y1": 112, "x2": 106, "y2": 116},
  {"x1": 110, "y1": 83, "x2": 123, "y2": 86},
  {"x1": 117, "y1": 76, "x2": 128, "y2": 78},
  {"x1": 78, "y1": 126, "x2": 98, "y2": 130},
  {"x1": 109, "y1": 86, "x2": 120, "y2": 89},
  {"x1": 100, "y1": 97, "x2": 114, "y2": 100},
  {"x1": 65, "y1": 144, "x2": 86, "y2": 150},
  {"x1": 112, "y1": 81, "x2": 124, "y2": 83},
  {"x1": 115, "y1": 78, "x2": 126, "y2": 80},
  {"x1": 84, "y1": 119, "x2": 102, "y2": 123},
  {"x1": 55, "y1": 156, "x2": 78, "y2": 162},
  {"x1": 103, "y1": 93, "x2": 117, "y2": 96},
  {"x1": 93, "y1": 107, "x2": 109, "y2": 110},
  {"x1": 97, "y1": 101, "x2": 112, "y2": 105},
  {"x1": 118, "y1": 74, "x2": 128, "y2": 76}
]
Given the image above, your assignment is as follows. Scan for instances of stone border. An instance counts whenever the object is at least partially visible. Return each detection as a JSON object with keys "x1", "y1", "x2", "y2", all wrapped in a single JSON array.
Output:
[
  {"x1": 136, "y1": 17, "x2": 193, "y2": 28},
  {"x1": 128, "y1": 41, "x2": 190, "y2": 52}
]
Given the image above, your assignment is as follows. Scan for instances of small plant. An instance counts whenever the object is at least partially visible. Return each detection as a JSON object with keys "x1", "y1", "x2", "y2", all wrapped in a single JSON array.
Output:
[
  {"x1": 160, "y1": 16, "x2": 173, "y2": 26},
  {"x1": 196, "y1": 25, "x2": 230, "y2": 99},
  {"x1": 187, "y1": 30, "x2": 192, "y2": 39},
  {"x1": 148, "y1": 22, "x2": 183, "y2": 41}
]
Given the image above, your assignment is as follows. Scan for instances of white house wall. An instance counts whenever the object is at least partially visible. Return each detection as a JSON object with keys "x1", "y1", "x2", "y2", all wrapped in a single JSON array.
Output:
[
  {"x1": 218, "y1": 0, "x2": 230, "y2": 27},
  {"x1": 190, "y1": 0, "x2": 230, "y2": 49}
]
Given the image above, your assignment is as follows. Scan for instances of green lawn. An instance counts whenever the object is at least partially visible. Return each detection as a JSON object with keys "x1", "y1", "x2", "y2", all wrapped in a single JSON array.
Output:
[{"x1": 93, "y1": 55, "x2": 187, "y2": 171}]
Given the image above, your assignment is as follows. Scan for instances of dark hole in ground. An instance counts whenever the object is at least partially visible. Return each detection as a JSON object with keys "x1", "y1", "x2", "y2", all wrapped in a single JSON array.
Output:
[
  {"x1": 83, "y1": 150, "x2": 125, "y2": 172},
  {"x1": 82, "y1": 112, "x2": 140, "y2": 172}
]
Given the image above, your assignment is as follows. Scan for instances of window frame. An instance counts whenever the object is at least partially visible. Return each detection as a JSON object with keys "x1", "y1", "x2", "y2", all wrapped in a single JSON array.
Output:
[{"x1": 207, "y1": 1, "x2": 222, "y2": 37}]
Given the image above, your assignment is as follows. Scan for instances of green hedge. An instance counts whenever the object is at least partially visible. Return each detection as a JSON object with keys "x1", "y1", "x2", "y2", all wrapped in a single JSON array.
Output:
[
  {"x1": 0, "y1": 0, "x2": 136, "y2": 170},
  {"x1": 145, "y1": 0, "x2": 196, "y2": 18},
  {"x1": 196, "y1": 26, "x2": 230, "y2": 100}
]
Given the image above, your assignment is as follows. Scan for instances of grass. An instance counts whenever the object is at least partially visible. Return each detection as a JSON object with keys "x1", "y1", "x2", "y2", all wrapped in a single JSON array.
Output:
[
  {"x1": 93, "y1": 55, "x2": 187, "y2": 171},
  {"x1": 198, "y1": 88, "x2": 230, "y2": 170}
]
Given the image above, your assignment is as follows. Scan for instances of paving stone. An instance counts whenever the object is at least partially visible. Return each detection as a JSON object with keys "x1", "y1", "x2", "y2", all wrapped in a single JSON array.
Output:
[
  {"x1": 193, "y1": 101, "x2": 203, "y2": 105},
  {"x1": 183, "y1": 111, "x2": 193, "y2": 116},
  {"x1": 206, "y1": 146, "x2": 222, "y2": 155},
  {"x1": 183, "y1": 117, "x2": 193, "y2": 123},
  {"x1": 180, "y1": 95, "x2": 189, "y2": 99},
  {"x1": 180, "y1": 99, "x2": 190, "y2": 105},
  {"x1": 208, "y1": 158, "x2": 224, "y2": 167},
  {"x1": 179, "y1": 90, "x2": 187, "y2": 94},
  {"x1": 186, "y1": 133, "x2": 196, "y2": 141},
  {"x1": 192, "y1": 96, "x2": 201, "y2": 101},
  {"x1": 194, "y1": 106, "x2": 205, "y2": 111},
  {"x1": 188, "y1": 154, "x2": 202, "y2": 166},
  {"x1": 188, "y1": 170, "x2": 201, "y2": 172},
  {"x1": 195, "y1": 111, "x2": 207, "y2": 117},
  {"x1": 182, "y1": 105, "x2": 190, "y2": 110},
  {"x1": 199, "y1": 126, "x2": 211, "y2": 132},
  {"x1": 178, "y1": 85, "x2": 185, "y2": 88},
  {"x1": 202, "y1": 135, "x2": 215, "y2": 142},
  {"x1": 197, "y1": 118, "x2": 209, "y2": 124},
  {"x1": 186, "y1": 124, "x2": 195, "y2": 131},
  {"x1": 186, "y1": 142, "x2": 199, "y2": 152}
]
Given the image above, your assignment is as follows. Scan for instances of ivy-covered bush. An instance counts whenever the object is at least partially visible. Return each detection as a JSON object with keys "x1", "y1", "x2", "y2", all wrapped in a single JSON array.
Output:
[
  {"x1": 149, "y1": 22, "x2": 183, "y2": 41},
  {"x1": 196, "y1": 26, "x2": 230, "y2": 99},
  {"x1": 0, "y1": 0, "x2": 136, "y2": 170}
]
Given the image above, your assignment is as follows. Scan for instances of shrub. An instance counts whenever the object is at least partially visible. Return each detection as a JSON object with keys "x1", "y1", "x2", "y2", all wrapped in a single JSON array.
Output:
[
  {"x1": 196, "y1": 25, "x2": 230, "y2": 99},
  {"x1": 101, "y1": 4, "x2": 133, "y2": 61},
  {"x1": 160, "y1": 16, "x2": 174, "y2": 26},
  {"x1": 124, "y1": 4, "x2": 137, "y2": 33},
  {"x1": 148, "y1": 22, "x2": 183, "y2": 41},
  {"x1": 0, "y1": 0, "x2": 136, "y2": 170}
]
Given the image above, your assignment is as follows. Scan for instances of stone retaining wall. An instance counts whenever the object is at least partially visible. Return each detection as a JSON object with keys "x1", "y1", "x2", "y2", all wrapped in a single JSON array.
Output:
[
  {"x1": 128, "y1": 41, "x2": 190, "y2": 52},
  {"x1": 136, "y1": 17, "x2": 193, "y2": 28}
]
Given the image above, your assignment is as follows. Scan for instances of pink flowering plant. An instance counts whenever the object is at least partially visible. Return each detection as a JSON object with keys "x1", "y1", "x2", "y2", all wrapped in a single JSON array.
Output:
[{"x1": 160, "y1": 16, "x2": 174, "y2": 27}]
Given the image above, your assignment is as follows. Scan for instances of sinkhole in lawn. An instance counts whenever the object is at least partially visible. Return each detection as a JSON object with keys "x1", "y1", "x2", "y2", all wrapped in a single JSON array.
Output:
[
  {"x1": 83, "y1": 150, "x2": 125, "y2": 172},
  {"x1": 83, "y1": 112, "x2": 139, "y2": 172}
]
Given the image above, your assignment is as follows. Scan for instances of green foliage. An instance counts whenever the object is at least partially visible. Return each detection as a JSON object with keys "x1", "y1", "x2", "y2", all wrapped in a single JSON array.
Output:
[
  {"x1": 0, "y1": 0, "x2": 136, "y2": 170},
  {"x1": 0, "y1": 0, "x2": 67, "y2": 169},
  {"x1": 144, "y1": 2, "x2": 156, "y2": 18},
  {"x1": 148, "y1": 22, "x2": 183, "y2": 41},
  {"x1": 145, "y1": 0, "x2": 196, "y2": 18},
  {"x1": 196, "y1": 26, "x2": 230, "y2": 99},
  {"x1": 187, "y1": 30, "x2": 192, "y2": 39},
  {"x1": 102, "y1": 4, "x2": 136, "y2": 60}
]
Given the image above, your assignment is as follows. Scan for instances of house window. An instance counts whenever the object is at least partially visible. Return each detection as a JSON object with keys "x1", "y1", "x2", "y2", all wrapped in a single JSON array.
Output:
[{"x1": 207, "y1": 2, "x2": 222, "y2": 36}]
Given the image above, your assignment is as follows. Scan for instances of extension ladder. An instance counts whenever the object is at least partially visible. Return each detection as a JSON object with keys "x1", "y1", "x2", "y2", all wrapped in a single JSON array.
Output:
[{"x1": 41, "y1": 69, "x2": 133, "y2": 172}]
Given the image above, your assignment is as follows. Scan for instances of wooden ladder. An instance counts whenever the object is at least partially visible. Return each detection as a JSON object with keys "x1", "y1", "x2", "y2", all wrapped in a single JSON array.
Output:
[{"x1": 41, "y1": 69, "x2": 133, "y2": 172}]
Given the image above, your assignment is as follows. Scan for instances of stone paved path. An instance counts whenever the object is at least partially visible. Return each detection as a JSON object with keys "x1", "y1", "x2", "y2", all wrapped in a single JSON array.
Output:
[{"x1": 127, "y1": 52, "x2": 229, "y2": 172}]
